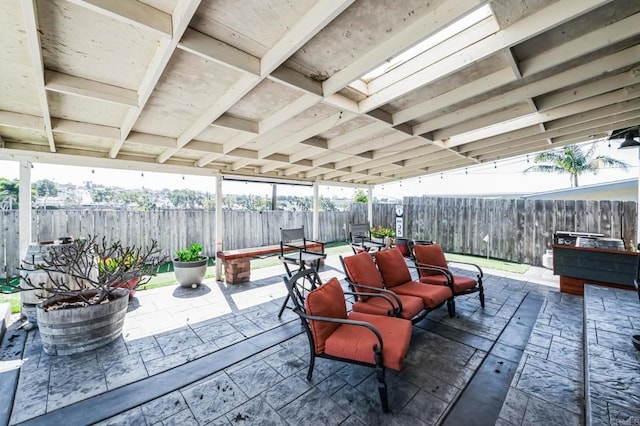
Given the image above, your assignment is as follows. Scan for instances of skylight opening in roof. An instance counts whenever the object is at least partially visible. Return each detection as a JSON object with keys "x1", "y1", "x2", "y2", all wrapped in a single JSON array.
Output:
[{"x1": 353, "y1": 4, "x2": 494, "y2": 87}]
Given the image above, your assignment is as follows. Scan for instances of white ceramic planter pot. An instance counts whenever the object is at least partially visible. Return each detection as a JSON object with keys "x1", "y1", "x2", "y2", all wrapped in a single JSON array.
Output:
[{"x1": 173, "y1": 257, "x2": 208, "y2": 288}]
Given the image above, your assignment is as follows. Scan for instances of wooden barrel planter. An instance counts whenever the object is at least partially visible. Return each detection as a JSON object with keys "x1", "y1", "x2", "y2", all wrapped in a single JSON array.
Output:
[
  {"x1": 20, "y1": 241, "x2": 67, "y2": 325},
  {"x1": 36, "y1": 288, "x2": 129, "y2": 356}
]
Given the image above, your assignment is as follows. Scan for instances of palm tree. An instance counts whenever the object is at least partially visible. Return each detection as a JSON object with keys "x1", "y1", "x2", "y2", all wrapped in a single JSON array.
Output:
[{"x1": 524, "y1": 144, "x2": 629, "y2": 187}]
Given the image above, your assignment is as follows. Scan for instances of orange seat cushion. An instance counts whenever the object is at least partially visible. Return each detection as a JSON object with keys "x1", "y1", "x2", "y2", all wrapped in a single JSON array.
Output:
[
  {"x1": 374, "y1": 248, "x2": 412, "y2": 288},
  {"x1": 305, "y1": 277, "x2": 347, "y2": 353},
  {"x1": 391, "y1": 281, "x2": 452, "y2": 308},
  {"x1": 420, "y1": 275, "x2": 478, "y2": 293},
  {"x1": 352, "y1": 293, "x2": 424, "y2": 320},
  {"x1": 342, "y1": 252, "x2": 384, "y2": 300},
  {"x1": 324, "y1": 311, "x2": 412, "y2": 371},
  {"x1": 413, "y1": 244, "x2": 448, "y2": 277}
]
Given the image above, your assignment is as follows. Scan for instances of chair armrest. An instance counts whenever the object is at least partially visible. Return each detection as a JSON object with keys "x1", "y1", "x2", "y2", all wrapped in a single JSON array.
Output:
[
  {"x1": 295, "y1": 309, "x2": 384, "y2": 351},
  {"x1": 345, "y1": 282, "x2": 403, "y2": 312},
  {"x1": 300, "y1": 249, "x2": 327, "y2": 258},
  {"x1": 344, "y1": 291, "x2": 398, "y2": 316},
  {"x1": 305, "y1": 238, "x2": 325, "y2": 250},
  {"x1": 446, "y1": 260, "x2": 484, "y2": 278},
  {"x1": 282, "y1": 242, "x2": 304, "y2": 252},
  {"x1": 412, "y1": 263, "x2": 454, "y2": 289},
  {"x1": 412, "y1": 262, "x2": 452, "y2": 277}
]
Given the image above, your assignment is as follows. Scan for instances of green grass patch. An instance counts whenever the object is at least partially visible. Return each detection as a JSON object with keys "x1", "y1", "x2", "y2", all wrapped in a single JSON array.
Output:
[
  {"x1": 445, "y1": 253, "x2": 530, "y2": 274},
  {"x1": 0, "y1": 292, "x2": 21, "y2": 314},
  {"x1": 2, "y1": 244, "x2": 527, "y2": 299}
]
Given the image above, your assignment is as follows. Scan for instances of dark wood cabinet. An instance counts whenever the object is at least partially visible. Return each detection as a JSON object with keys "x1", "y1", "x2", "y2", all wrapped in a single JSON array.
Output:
[{"x1": 552, "y1": 244, "x2": 638, "y2": 295}]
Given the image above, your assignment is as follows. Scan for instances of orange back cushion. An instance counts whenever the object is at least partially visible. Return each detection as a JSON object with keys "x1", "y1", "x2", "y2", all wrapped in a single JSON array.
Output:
[
  {"x1": 342, "y1": 252, "x2": 384, "y2": 300},
  {"x1": 375, "y1": 248, "x2": 412, "y2": 288},
  {"x1": 413, "y1": 243, "x2": 449, "y2": 277},
  {"x1": 413, "y1": 244, "x2": 448, "y2": 277},
  {"x1": 304, "y1": 277, "x2": 347, "y2": 353}
]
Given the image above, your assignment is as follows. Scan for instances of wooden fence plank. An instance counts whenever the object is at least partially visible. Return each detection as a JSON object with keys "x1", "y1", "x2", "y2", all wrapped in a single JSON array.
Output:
[{"x1": 1, "y1": 198, "x2": 638, "y2": 277}]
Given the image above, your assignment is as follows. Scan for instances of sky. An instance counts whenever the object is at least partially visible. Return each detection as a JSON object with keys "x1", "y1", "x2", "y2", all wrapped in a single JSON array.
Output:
[{"x1": 1, "y1": 139, "x2": 638, "y2": 199}]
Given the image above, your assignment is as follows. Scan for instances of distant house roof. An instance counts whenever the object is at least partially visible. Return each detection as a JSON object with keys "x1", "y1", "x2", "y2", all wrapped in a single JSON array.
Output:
[{"x1": 521, "y1": 178, "x2": 637, "y2": 201}]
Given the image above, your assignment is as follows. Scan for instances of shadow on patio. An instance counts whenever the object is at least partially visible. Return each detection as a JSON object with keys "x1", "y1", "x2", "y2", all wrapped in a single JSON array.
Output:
[{"x1": 1, "y1": 254, "x2": 638, "y2": 425}]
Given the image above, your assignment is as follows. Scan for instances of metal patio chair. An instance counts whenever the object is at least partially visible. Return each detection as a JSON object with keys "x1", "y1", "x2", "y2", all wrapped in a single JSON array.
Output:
[{"x1": 282, "y1": 267, "x2": 412, "y2": 412}]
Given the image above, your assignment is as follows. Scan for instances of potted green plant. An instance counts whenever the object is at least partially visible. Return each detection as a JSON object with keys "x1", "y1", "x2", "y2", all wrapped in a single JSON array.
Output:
[
  {"x1": 19, "y1": 236, "x2": 164, "y2": 355},
  {"x1": 371, "y1": 226, "x2": 396, "y2": 248},
  {"x1": 173, "y1": 243, "x2": 208, "y2": 288},
  {"x1": 98, "y1": 253, "x2": 141, "y2": 300}
]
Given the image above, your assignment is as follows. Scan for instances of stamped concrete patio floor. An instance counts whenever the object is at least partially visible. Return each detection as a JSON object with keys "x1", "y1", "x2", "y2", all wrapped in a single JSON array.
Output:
[{"x1": 1, "y1": 254, "x2": 636, "y2": 425}]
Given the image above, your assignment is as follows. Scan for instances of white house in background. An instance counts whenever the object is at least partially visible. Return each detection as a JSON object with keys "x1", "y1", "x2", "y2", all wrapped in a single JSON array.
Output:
[{"x1": 521, "y1": 178, "x2": 638, "y2": 202}]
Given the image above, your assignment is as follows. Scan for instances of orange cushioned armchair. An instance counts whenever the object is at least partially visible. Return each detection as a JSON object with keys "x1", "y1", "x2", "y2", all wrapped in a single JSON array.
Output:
[
  {"x1": 413, "y1": 243, "x2": 485, "y2": 312},
  {"x1": 340, "y1": 252, "x2": 428, "y2": 323},
  {"x1": 283, "y1": 267, "x2": 412, "y2": 412},
  {"x1": 374, "y1": 247, "x2": 455, "y2": 317}
]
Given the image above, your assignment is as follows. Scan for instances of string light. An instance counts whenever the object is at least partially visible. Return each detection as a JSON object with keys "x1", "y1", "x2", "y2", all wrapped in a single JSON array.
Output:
[
  {"x1": 465, "y1": 168, "x2": 468, "y2": 175},
  {"x1": 494, "y1": 162, "x2": 497, "y2": 169},
  {"x1": 440, "y1": 173, "x2": 443, "y2": 179}
]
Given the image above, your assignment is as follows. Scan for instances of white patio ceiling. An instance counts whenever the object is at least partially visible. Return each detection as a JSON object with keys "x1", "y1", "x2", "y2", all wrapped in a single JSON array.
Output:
[{"x1": 1, "y1": 0, "x2": 640, "y2": 186}]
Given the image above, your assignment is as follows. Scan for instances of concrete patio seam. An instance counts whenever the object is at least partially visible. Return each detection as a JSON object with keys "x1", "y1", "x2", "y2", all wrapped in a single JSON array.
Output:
[{"x1": 16, "y1": 320, "x2": 302, "y2": 426}]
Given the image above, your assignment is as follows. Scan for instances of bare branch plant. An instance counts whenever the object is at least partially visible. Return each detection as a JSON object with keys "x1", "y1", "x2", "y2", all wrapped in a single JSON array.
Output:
[{"x1": 20, "y1": 236, "x2": 165, "y2": 309}]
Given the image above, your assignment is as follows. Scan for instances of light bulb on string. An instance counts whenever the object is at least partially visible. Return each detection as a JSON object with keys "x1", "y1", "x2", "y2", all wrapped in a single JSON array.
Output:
[
  {"x1": 440, "y1": 173, "x2": 443, "y2": 179},
  {"x1": 494, "y1": 162, "x2": 497, "y2": 169},
  {"x1": 465, "y1": 168, "x2": 468, "y2": 175}
]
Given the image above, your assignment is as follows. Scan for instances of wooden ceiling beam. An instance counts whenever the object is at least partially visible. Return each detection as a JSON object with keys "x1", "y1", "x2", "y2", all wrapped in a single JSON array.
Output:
[
  {"x1": 178, "y1": 28, "x2": 260, "y2": 76},
  {"x1": 412, "y1": 44, "x2": 640, "y2": 136},
  {"x1": 360, "y1": 0, "x2": 609, "y2": 113},
  {"x1": 520, "y1": 12, "x2": 640, "y2": 77},
  {"x1": 322, "y1": 0, "x2": 485, "y2": 96},
  {"x1": 111, "y1": 0, "x2": 201, "y2": 159},
  {"x1": 257, "y1": 112, "x2": 346, "y2": 159},
  {"x1": 211, "y1": 115, "x2": 259, "y2": 134},
  {"x1": 45, "y1": 70, "x2": 138, "y2": 107},
  {"x1": 21, "y1": 0, "x2": 55, "y2": 152},
  {"x1": 260, "y1": 0, "x2": 355, "y2": 77},
  {"x1": 68, "y1": 0, "x2": 172, "y2": 37}
]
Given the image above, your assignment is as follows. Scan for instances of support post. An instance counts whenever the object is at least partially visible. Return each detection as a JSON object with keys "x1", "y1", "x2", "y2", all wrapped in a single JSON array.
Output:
[
  {"x1": 19, "y1": 160, "x2": 32, "y2": 259},
  {"x1": 215, "y1": 174, "x2": 223, "y2": 281},
  {"x1": 313, "y1": 183, "x2": 319, "y2": 240},
  {"x1": 367, "y1": 186, "x2": 373, "y2": 226}
]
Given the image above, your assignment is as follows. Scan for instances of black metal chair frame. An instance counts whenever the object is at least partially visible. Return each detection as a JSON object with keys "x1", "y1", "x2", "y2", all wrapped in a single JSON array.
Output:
[
  {"x1": 278, "y1": 226, "x2": 326, "y2": 318},
  {"x1": 634, "y1": 243, "x2": 640, "y2": 302},
  {"x1": 339, "y1": 254, "x2": 436, "y2": 323},
  {"x1": 282, "y1": 267, "x2": 394, "y2": 412},
  {"x1": 414, "y1": 256, "x2": 485, "y2": 312},
  {"x1": 349, "y1": 223, "x2": 385, "y2": 254}
]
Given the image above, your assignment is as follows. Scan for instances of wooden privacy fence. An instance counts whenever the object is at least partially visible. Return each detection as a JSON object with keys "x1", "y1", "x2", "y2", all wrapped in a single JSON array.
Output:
[
  {"x1": 395, "y1": 197, "x2": 637, "y2": 266},
  {"x1": 1, "y1": 198, "x2": 637, "y2": 277},
  {"x1": 0, "y1": 209, "x2": 356, "y2": 278}
]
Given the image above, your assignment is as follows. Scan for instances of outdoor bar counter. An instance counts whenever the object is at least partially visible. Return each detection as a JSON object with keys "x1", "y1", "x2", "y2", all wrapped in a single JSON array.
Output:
[{"x1": 552, "y1": 244, "x2": 639, "y2": 295}]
